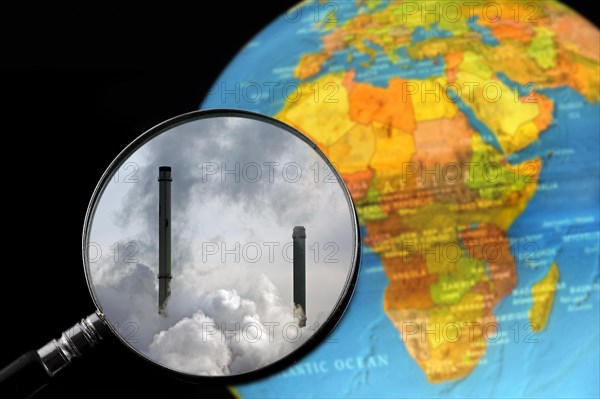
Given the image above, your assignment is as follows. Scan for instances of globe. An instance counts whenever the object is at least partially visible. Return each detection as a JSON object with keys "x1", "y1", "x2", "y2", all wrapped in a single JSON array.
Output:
[{"x1": 202, "y1": 1, "x2": 600, "y2": 397}]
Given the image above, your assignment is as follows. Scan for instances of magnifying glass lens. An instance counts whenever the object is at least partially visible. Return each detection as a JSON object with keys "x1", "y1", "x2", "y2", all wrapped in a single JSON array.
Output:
[{"x1": 85, "y1": 110, "x2": 360, "y2": 378}]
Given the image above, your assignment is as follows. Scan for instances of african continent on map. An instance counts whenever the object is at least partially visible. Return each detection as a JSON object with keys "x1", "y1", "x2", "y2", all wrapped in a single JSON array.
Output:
[{"x1": 203, "y1": 1, "x2": 599, "y2": 397}]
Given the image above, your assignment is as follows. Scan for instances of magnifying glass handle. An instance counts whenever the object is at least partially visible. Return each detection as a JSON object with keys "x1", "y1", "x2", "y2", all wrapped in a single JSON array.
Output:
[{"x1": 0, "y1": 311, "x2": 107, "y2": 398}]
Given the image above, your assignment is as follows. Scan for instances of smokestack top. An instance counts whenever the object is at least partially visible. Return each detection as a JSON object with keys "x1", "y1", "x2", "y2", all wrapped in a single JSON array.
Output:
[
  {"x1": 158, "y1": 166, "x2": 172, "y2": 181},
  {"x1": 293, "y1": 226, "x2": 306, "y2": 238}
]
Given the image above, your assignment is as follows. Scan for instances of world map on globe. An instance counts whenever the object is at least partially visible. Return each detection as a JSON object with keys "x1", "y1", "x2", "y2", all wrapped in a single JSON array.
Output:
[{"x1": 202, "y1": 1, "x2": 600, "y2": 397}]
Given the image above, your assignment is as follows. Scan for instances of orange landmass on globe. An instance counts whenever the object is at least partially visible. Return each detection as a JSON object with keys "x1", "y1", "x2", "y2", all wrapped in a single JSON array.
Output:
[
  {"x1": 383, "y1": 254, "x2": 437, "y2": 309},
  {"x1": 551, "y1": 14, "x2": 600, "y2": 62},
  {"x1": 371, "y1": 159, "x2": 534, "y2": 383},
  {"x1": 276, "y1": 0, "x2": 598, "y2": 383},
  {"x1": 529, "y1": 262, "x2": 560, "y2": 332},
  {"x1": 343, "y1": 169, "x2": 373, "y2": 202},
  {"x1": 460, "y1": 224, "x2": 518, "y2": 304},
  {"x1": 489, "y1": 22, "x2": 534, "y2": 43},
  {"x1": 347, "y1": 78, "x2": 416, "y2": 133},
  {"x1": 412, "y1": 113, "x2": 472, "y2": 167},
  {"x1": 278, "y1": 68, "x2": 541, "y2": 383},
  {"x1": 295, "y1": 53, "x2": 329, "y2": 80},
  {"x1": 329, "y1": 123, "x2": 375, "y2": 174},
  {"x1": 473, "y1": 1, "x2": 536, "y2": 43},
  {"x1": 369, "y1": 122, "x2": 415, "y2": 174},
  {"x1": 445, "y1": 52, "x2": 463, "y2": 83}
]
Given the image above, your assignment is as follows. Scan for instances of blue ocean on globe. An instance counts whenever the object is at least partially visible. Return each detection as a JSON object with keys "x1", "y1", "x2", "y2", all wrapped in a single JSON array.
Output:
[{"x1": 202, "y1": 1, "x2": 599, "y2": 397}]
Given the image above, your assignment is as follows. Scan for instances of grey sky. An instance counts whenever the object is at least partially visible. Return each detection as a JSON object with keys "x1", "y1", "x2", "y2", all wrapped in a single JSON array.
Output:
[{"x1": 87, "y1": 114, "x2": 357, "y2": 376}]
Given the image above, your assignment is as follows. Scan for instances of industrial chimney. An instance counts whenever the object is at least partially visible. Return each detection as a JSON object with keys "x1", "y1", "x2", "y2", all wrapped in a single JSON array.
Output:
[
  {"x1": 293, "y1": 226, "x2": 306, "y2": 327},
  {"x1": 158, "y1": 166, "x2": 172, "y2": 315}
]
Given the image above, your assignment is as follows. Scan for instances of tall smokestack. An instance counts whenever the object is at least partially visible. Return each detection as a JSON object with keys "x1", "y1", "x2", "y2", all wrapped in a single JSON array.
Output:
[
  {"x1": 293, "y1": 226, "x2": 306, "y2": 327},
  {"x1": 158, "y1": 166, "x2": 172, "y2": 315}
]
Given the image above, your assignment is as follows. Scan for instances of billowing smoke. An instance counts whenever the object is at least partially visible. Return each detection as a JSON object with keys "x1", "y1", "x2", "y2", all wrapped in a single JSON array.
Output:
[
  {"x1": 93, "y1": 255, "x2": 313, "y2": 376},
  {"x1": 149, "y1": 312, "x2": 231, "y2": 376},
  {"x1": 88, "y1": 116, "x2": 355, "y2": 375}
]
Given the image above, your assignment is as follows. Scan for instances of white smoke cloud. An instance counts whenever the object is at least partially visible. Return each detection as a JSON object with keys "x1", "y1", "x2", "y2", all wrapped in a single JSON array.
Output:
[
  {"x1": 88, "y1": 115, "x2": 356, "y2": 376},
  {"x1": 92, "y1": 255, "x2": 312, "y2": 376},
  {"x1": 148, "y1": 312, "x2": 231, "y2": 376}
]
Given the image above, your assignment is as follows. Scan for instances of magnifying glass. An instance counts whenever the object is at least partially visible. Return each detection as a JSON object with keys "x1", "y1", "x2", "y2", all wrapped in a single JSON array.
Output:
[{"x1": 0, "y1": 109, "x2": 360, "y2": 397}]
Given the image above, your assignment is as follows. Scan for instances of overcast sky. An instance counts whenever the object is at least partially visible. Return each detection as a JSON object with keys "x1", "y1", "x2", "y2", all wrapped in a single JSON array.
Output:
[{"x1": 87, "y1": 115, "x2": 357, "y2": 376}]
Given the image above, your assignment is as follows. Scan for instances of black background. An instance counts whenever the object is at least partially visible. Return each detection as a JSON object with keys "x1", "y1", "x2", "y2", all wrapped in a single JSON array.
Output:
[{"x1": 0, "y1": 2, "x2": 597, "y2": 398}]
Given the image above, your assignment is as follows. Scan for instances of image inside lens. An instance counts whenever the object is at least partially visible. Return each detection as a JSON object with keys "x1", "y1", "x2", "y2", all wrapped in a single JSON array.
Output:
[{"x1": 85, "y1": 112, "x2": 359, "y2": 377}]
